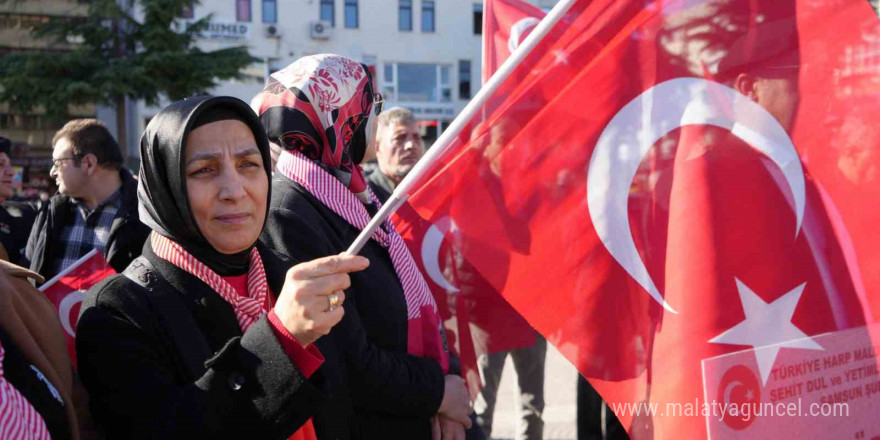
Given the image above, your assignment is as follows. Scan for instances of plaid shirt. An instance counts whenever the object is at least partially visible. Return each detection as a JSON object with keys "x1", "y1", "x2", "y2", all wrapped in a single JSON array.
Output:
[{"x1": 50, "y1": 190, "x2": 123, "y2": 276}]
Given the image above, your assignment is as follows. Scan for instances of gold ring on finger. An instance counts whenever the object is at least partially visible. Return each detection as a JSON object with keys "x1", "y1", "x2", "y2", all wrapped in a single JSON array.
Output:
[{"x1": 328, "y1": 293, "x2": 340, "y2": 311}]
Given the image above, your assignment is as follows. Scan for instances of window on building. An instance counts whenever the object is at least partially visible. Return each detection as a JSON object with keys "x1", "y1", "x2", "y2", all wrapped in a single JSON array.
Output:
[
  {"x1": 236, "y1": 0, "x2": 251, "y2": 22},
  {"x1": 399, "y1": 0, "x2": 412, "y2": 31},
  {"x1": 181, "y1": 5, "x2": 194, "y2": 19},
  {"x1": 458, "y1": 60, "x2": 471, "y2": 99},
  {"x1": 21, "y1": 15, "x2": 50, "y2": 29},
  {"x1": 382, "y1": 64, "x2": 396, "y2": 101},
  {"x1": 423, "y1": 123, "x2": 438, "y2": 145},
  {"x1": 0, "y1": 113, "x2": 59, "y2": 131},
  {"x1": 399, "y1": 64, "x2": 435, "y2": 101},
  {"x1": 344, "y1": 0, "x2": 358, "y2": 28},
  {"x1": 0, "y1": 14, "x2": 51, "y2": 30},
  {"x1": 262, "y1": 0, "x2": 277, "y2": 23},
  {"x1": 320, "y1": 0, "x2": 335, "y2": 26},
  {"x1": 421, "y1": 1, "x2": 435, "y2": 32},
  {"x1": 440, "y1": 65, "x2": 451, "y2": 101},
  {"x1": 267, "y1": 58, "x2": 283, "y2": 78},
  {"x1": 473, "y1": 4, "x2": 482, "y2": 34},
  {"x1": 392, "y1": 63, "x2": 452, "y2": 102}
]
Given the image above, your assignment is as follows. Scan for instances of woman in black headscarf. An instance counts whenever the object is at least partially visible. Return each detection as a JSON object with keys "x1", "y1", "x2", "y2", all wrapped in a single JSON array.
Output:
[
  {"x1": 253, "y1": 55, "x2": 474, "y2": 440},
  {"x1": 75, "y1": 95, "x2": 367, "y2": 440}
]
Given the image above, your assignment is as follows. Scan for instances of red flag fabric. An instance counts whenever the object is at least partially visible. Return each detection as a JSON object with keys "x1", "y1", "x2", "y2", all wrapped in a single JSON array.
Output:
[
  {"x1": 390, "y1": 0, "x2": 880, "y2": 437},
  {"x1": 482, "y1": 0, "x2": 546, "y2": 84},
  {"x1": 392, "y1": 0, "x2": 550, "y2": 397},
  {"x1": 393, "y1": 198, "x2": 537, "y2": 397},
  {"x1": 39, "y1": 249, "x2": 116, "y2": 368}
]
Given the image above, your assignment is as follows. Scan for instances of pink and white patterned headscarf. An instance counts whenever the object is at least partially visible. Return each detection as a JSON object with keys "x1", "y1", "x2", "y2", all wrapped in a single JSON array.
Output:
[
  {"x1": 253, "y1": 55, "x2": 449, "y2": 372},
  {"x1": 251, "y1": 54, "x2": 376, "y2": 194}
]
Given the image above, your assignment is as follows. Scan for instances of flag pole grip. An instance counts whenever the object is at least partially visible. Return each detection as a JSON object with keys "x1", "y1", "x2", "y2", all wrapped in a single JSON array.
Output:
[
  {"x1": 344, "y1": 0, "x2": 577, "y2": 256},
  {"x1": 344, "y1": 194, "x2": 409, "y2": 255}
]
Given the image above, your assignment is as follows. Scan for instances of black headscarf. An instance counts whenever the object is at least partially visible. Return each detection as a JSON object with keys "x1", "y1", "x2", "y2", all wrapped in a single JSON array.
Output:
[{"x1": 137, "y1": 95, "x2": 273, "y2": 276}]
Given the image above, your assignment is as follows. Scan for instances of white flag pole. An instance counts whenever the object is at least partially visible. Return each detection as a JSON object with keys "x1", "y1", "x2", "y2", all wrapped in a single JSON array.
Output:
[{"x1": 346, "y1": 0, "x2": 578, "y2": 255}]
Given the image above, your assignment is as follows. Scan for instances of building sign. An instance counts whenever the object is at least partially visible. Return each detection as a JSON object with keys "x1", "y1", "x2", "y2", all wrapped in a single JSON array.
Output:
[
  {"x1": 183, "y1": 20, "x2": 250, "y2": 42},
  {"x1": 404, "y1": 104, "x2": 456, "y2": 118}
]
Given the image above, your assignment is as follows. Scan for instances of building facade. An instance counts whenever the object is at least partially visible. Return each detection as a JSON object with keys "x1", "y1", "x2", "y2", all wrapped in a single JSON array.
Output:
[
  {"x1": 2, "y1": 0, "x2": 555, "y2": 193},
  {"x1": 137, "y1": 0, "x2": 493, "y2": 145}
]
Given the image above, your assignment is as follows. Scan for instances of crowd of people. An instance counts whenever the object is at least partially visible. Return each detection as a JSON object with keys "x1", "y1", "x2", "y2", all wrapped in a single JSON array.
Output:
[
  {"x1": 0, "y1": 53, "x2": 628, "y2": 440},
  {"x1": 0, "y1": 54, "x2": 501, "y2": 440}
]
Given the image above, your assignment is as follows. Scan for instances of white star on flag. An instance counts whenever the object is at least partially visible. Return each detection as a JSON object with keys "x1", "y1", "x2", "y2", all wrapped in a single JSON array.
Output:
[
  {"x1": 552, "y1": 49, "x2": 570, "y2": 66},
  {"x1": 709, "y1": 278, "x2": 824, "y2": 385}
]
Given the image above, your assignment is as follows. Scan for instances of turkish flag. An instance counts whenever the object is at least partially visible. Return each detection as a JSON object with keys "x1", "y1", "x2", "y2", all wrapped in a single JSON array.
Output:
[
  {"x1": 40, "y1": 249, "x2": 116, "y2": 368},
  {"x1": 390, "y1": 0, "x2": 880, "y2": 438},
  {"x1": 482, "y1": 0, "x2": 546, "y2": 84}
]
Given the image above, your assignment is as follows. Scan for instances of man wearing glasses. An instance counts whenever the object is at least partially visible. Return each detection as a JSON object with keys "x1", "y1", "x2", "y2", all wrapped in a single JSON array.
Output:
[{"x1": 23, "y1": 119, "x2": 149, "y2": 282}]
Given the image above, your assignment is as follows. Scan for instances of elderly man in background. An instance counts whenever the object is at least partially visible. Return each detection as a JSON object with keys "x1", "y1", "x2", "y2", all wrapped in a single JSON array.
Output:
[
  {"x1": 24, "y1": 119, "x2": 150, "y2": 282},
  {"x1": 365, "y1": 106, "x2": 425, "y2": 204}
]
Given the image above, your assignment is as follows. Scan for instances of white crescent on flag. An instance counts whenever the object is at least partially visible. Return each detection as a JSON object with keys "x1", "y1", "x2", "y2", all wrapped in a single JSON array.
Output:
[
  {"x1": 722, "y1": 379, "x2": 745, "y2": 405},
  {"x1": 508, "y1": 17, "x2": 541, "y2": 53},
  {"x1": 420, "y1": 216, "x2": 461, "y2": 293},
  {"x1": 58, "y1": 290, "x2": 85, "y2": 338},
  {"x1": 586, "y1": 77, "x2": 806, "y2": 313}
]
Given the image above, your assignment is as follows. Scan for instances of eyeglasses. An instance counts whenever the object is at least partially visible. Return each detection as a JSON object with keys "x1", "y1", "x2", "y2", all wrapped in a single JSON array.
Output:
[
  {"x1": 373, "y1": 92, "x2": 385, "y2": 116},
  {"x1": 51, "y1": 155, "x2": 82, "y2": 168}
]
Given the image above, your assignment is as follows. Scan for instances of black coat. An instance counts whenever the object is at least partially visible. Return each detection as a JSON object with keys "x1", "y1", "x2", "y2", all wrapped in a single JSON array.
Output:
[
  {"x1": 260, "y1": 174, "x2": 445, "y2": 440},
  {"x1": 75, "y1": 242, "x2": 325, "y2": 440},
  {"x1": 364, "y1": 166, "x2": 394, "y2": 205},
  {"x1": 0, "y1": 201, "x2": 38, "y2": 264},
  {"x1": 24, "y1": 168, "x2": 151, "y2": 281}
]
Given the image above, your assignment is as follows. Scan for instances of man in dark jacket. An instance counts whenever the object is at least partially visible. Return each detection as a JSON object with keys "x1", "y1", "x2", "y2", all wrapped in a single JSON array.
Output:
[
  {"x1": 23, "y1": 119, "x2": 150, "y2": 282},
  {"x1": 0, "y1": 136, "x2": 37, "y2": 264}
]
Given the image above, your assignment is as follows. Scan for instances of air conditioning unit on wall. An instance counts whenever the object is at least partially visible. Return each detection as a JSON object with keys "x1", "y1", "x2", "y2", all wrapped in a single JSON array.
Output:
[
  {"x1": 263, "y1": 24, "x2": 282, "y2": 38},
  {"x1": 309, "y1": 21, "x2": 332, "y2": 40}
]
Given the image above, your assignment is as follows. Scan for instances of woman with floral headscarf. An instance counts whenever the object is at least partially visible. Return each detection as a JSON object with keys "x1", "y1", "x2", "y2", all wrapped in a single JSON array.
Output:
[{"x1": 253, "y1": 55, "x2": 473, "y2": 439}]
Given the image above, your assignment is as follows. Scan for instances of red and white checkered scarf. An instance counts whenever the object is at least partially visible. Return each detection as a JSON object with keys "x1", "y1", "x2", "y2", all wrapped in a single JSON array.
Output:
[
  {"x1": 151, "y1": 233, "x2": 271, "y2": 332},
  {"x1": 0, "y1": 341, "x2": 52, "y2": 440},
  {"x1": 277, "y1": 149, "x2": 449, "y2": 372}
]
